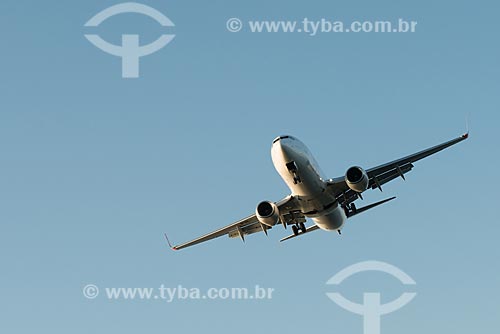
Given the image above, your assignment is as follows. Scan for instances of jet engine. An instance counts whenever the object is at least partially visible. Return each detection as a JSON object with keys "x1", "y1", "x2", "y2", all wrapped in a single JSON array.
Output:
[
  {"x1": 345, "y1": 166, "x2": 369, "y2": 192},
  {"x1": 256, "y1": 201, "x2": 280, "y2": 227}
]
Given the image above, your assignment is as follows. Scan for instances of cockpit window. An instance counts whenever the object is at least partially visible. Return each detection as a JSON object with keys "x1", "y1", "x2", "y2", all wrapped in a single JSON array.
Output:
[{"x1": 272, "y1": 135, "x2": 294, "y2": 144}]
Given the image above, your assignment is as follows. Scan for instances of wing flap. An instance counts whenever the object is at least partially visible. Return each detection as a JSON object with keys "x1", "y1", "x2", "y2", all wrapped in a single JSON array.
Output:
[
  {"x1": 228, "y1": 222, "x2": 271, "y2": 238},
  {"x1": 368, "y1": 163, "x2": 413, "y2": 190}
]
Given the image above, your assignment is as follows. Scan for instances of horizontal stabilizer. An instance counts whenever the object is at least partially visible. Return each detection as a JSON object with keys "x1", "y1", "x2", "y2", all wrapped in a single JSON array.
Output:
[
  {"x1": 348, "y1": 197, "x2": 396, "y2": 218},
  {"x1": 280, "y1": 225, "x2": 320, "y2": 242}
]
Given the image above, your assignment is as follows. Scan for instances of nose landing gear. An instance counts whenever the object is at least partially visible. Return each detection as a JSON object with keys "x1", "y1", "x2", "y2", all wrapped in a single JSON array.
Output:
[{"x1": 286, "y1": 161, "x2": 302, "y2": 184}]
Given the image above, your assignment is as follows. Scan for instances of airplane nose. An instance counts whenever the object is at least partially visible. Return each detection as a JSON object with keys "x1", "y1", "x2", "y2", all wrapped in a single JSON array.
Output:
[{"x1": 273, "y1": 139, "x2": 293, "y2": 161}]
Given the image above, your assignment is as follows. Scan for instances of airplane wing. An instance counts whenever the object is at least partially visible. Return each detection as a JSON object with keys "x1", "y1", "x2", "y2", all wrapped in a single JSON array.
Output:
[
  {"x1": 327, "y1": 132, "x2": 469, "y2": 207},
  {"x1": 167, "y1": 195, "x2": 301, "y2": 250}
]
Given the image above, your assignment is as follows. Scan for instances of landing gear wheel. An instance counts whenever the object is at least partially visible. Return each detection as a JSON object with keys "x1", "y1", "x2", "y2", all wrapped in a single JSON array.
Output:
[
  {"x1": 299, "y1": 222, "x2": 306, "y2": 233},
  {"x1": 292, "y1": 225, "x2": 299, "y2": 236},
  {"x1": 343, "y1": 206, "x2": 349, "y2": 216},
  {"x1": 350, "y1": 203, "x2": 357, "y2": 214}
]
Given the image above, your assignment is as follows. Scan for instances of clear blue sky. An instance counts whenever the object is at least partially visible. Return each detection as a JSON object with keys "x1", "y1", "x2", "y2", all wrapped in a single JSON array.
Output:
[{"x1": 0, "y1": 1, "x2": 498, "y2": 333}]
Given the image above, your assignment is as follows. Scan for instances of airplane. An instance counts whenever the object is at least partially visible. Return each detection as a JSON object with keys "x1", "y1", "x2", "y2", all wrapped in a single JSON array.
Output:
[{"x1": 166, "y1": 132, "x2": 468, "y2": 250}]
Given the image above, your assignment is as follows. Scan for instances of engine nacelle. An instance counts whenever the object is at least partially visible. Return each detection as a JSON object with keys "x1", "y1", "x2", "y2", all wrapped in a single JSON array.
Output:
[
  {"x1": 345, "y1": 166, "x2": 369, "y2": 193},
  {"x1": 256, "y1": 201, "x2": 280, "y2": 227}
]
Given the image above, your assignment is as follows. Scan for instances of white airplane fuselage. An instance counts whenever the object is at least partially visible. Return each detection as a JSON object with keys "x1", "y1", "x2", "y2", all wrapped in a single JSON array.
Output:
[{"x1": 271, "y1": 136, "x2": 347, "y2": 232}]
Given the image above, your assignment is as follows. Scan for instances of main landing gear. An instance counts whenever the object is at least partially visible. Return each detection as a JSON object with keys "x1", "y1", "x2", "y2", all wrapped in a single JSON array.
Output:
[
  {"x1": 292, "y1": 222, "x2": 307, "y2": 236},
  {"x1": 343, "y1": 203, "x2": 357, "y2": 217}
]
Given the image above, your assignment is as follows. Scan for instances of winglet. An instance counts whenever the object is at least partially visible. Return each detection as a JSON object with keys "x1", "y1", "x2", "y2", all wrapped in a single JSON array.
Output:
[
  {"x1": 164, "y1": 233, "x2": 178, "y2": 251},
  {"x1": 462, "y1": 114, "x2": 470, "y2": 139}
]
